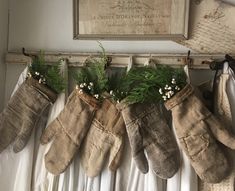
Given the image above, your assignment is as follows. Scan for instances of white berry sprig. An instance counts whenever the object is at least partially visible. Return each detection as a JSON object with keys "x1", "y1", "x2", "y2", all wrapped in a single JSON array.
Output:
[
  {"x1": 76, "y1": 81, "x2": 101, "y2": 100},
  {"x1": 159, "y1": 77, "x2": 181, "y2": 101},
  {"x1": 26, "y1": 71, "x2": 47, "y2": 85}
]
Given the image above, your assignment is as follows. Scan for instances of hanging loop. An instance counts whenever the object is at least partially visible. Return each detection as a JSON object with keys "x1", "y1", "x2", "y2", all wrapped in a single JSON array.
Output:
[
  {"x1": 127, "y1": 56, "x2": 133, "y2": 72},
  {"x1": 184, "y1": 50, "x2": 192, "y2": 84},
  {"x1": 144, "y1": 54, "x2": 157, "y2": 68}
]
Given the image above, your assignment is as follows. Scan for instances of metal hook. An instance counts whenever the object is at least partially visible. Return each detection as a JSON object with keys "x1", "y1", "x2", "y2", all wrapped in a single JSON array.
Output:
[
  {"x1": 186, "y1": 50, "x2": 192, "y2": 67},
  {"x1": 105, "y1": 56, "x2": 112, "y2": 70},
  {"x1": 22, "y1": 47, "x2": 38, "y2": 59}
]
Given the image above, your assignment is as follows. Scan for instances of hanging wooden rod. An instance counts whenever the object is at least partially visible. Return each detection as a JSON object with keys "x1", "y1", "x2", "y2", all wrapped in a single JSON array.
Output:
[{"x1": 5, "y1": 51, "x2": 234, "y2": 69}]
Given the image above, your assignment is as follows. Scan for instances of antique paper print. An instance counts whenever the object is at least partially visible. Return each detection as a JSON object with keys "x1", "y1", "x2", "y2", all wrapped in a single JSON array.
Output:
[
  {"x1": 177, "y1": 0, "x2": 235, "y2": 54},
  {"x1": 79, "y1": 0, "x2": 172, "y2": 35},
  {"x1": 74, "y1": 0, "x2": 189, "y2": 39}
]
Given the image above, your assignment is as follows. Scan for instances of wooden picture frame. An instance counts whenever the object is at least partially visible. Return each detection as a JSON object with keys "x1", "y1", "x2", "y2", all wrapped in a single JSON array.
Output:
[{"x1": 73, "y1": 0, "x2": 190, "y2": 40}]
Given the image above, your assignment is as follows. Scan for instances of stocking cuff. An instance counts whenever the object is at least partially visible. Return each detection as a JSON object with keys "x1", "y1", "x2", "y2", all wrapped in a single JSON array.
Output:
[
  {"x1": 26, "y1": 78, "x2": 58, "y2": 103},
  {"x1": 76, "y1": 88, "x2": 99, "y2": 109},
  {"x1": 164, "y1": 84, "x2": 194, "y2": 110},
  {"x1": 116, "y1": 99, "x2": 131, "y2": 111}
]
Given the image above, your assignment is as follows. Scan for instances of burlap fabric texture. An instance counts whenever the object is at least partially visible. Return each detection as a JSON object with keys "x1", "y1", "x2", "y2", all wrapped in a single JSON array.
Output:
[
  {"x1": 199, "y1": 71, "x2": 235, "y2": 190},
  {"x1": 0, "y1": 77, "x2": 57, "y2": 153},
  {"x1": 40, "y1": 88, "x2": 99, "y2": 175},
  {"x1": 117, "y1": 102, "x2": 180, "y2": 179},
  {"x1": 80, "y1": 97, "x2": 126, "y2": 177},
  {"x1": 165, "y1": 84, "x2": 235, "y2": 183}
]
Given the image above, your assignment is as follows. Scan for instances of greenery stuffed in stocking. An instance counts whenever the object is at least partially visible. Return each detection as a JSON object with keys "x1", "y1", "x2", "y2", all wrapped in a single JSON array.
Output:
[{"x1": 0, "y1": 53, "x2": 65, "y2": 153}]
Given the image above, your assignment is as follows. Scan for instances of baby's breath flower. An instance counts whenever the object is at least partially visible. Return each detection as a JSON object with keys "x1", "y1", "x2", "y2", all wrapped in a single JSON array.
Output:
[
  {"x1": 94, "y1": 94, "x2": 99, "y2": 99},
  {"x1": 169, "y1": 91, "x2": 174, "y2": 96},
  {"x1": 162, "y1": 95, "x2": 167, "y2": 101},
  {"x1": 80, "y1": 83, "x2": 84, "y2": 88},
  {"x1": 171, "y1": 78, "x2": 176, "y2": 84}
]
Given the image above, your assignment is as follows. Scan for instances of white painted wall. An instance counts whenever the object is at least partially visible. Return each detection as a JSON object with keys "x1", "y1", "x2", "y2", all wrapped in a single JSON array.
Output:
[
  {"x1": 5, "y1": 0, "x2": 194, "y2": 101},
  {"x1": 0, "y1": 0, "x2": 8, "y2": 111},
  {"x1": 8, "y1": 0, "x2": 190, "y2": 53}
]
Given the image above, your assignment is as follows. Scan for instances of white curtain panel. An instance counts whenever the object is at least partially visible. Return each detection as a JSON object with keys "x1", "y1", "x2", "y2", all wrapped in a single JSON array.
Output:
[
  {"x1": 166, "y1": 123, "x2": 198, "y2": 191},
  {"x1": 0, "y1": 68, "x2": 168, "y2": 191}
]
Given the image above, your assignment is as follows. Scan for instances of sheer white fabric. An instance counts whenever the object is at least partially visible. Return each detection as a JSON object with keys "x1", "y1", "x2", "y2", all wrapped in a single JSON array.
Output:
[{"x1": 166, "y1": 123, "x2": 198, "y2": 191}]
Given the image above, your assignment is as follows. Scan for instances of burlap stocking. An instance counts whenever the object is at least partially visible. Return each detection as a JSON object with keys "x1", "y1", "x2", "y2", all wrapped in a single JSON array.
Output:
[
  {"x1": 165, "y1": 84, "x2": 235, "y2": 183},
  {"x1": 200, "y1": 67, "x2": 235, "y2": 190},
  {"x1": 117, "y1": 102, "x2": 180, "y2": 179},
  {"x1": 40, "y1": 88, "x2": 99, "y2": 175},
  {"x1": 0, "y1": 78, "x2": 57, "y2": 153},
  {"x1": 80, "y1": 97, "x2": 126, "y2": 177}
]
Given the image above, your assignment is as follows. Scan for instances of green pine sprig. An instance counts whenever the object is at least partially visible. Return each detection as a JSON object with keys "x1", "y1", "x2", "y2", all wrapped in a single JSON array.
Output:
[
  {"x1": 28, "y1": 52, "x2": 66, "y2": 94},
  {"x1": 154, "y1": 65, "x2": 187, "y2": 101},
  {"x1": 107, "y1": 69, "x2": 129, "y2": 102},
  {"x1": 72, "y1": 43, "x2": 109, "y2": 100},
  {"x1": 121, "y1": 65, "x2": 187, "y2": 104},
  {"x1": 45, "y1": 62, "x2": 66, "y2": 93},
  {"x1": 123, "y1": 67, "x2": 162, "y2": 104}
]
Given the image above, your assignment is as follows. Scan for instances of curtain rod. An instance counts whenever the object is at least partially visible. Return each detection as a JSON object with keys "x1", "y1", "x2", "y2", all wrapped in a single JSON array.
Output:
[{"x1": 6, "y1": 51, "x2": 233, "y2": 69}]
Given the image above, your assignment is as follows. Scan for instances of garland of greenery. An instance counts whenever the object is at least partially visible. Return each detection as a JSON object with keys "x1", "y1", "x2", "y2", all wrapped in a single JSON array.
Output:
[
  {"x1": 117, "y1": 65, "x2": 187, "y2": 104},
  {"x1": 27, "y1": 52, "x2": 66, "y2": 94},
  {"x1": 72, "y1": 43, "x2": 187, "y2": 103}
]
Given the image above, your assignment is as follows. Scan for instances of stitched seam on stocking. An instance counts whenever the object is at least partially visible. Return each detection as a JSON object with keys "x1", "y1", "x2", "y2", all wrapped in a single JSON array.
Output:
[
  {"x1": 57, "y1": 119, "x2": 78, "y2": 145},
  {"x1": 92, "y1": 119, "x2": 122, "y2": 139},
  {"x1": 125, "y1": 106, "x2": 158, "y2": 126}
]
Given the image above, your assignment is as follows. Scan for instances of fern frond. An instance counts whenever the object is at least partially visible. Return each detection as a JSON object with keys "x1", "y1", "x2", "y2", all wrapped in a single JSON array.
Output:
[{"x1": 72, "y1": 43, "x2": 109, "y2": 99}]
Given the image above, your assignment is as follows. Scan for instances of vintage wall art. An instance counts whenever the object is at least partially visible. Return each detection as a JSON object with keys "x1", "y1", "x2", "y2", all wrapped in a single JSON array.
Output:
[{"x1": 73, "y1": 0, "x2": 190, "y2": 40}]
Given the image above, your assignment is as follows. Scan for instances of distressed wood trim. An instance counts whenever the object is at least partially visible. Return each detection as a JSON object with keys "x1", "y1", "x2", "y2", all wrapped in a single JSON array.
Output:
[{"x1": 6, "y1": 51, "x2": 234, "y2": 69}]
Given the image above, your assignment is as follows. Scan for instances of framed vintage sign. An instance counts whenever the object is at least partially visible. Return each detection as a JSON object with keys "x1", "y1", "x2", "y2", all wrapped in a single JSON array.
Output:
[{"x1": 73, "y1": 0, "x2": 189, "y2": 40}]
